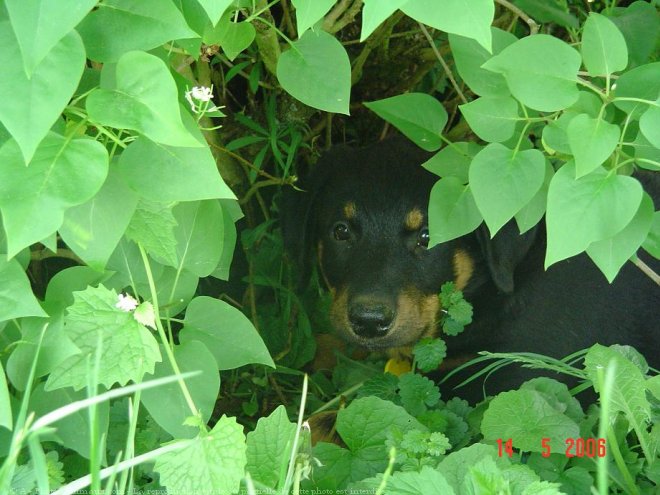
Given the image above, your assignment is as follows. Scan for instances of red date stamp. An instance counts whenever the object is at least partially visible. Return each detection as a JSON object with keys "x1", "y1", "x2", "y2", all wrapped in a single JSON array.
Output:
[{"x1": 496, "y1": 438, "x2": 606, "y2": 458}]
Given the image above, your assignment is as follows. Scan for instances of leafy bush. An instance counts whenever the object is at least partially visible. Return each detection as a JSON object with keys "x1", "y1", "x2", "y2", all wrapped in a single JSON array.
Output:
[{"x1": 0, "y1": 0, "x2": 658, "y2": 493}]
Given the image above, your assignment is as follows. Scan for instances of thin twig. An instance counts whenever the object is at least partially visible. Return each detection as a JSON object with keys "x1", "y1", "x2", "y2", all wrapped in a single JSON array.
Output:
[
  {"x1": 418, "y1": 23, "x2": 468, "y2": 104},
  {"x1": 495, "y1": 0, "x2": 539, "y2": 35},
  {"x1": 633, "y1": 258, "x2": 660, "y2": 286}
]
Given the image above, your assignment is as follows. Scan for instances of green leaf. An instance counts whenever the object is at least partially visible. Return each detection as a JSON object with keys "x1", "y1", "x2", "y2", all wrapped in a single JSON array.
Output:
[
  {"x1": 155, "y1": 416, "x2": 247, "y2": 494},
  {"x1": 117, "y1": 137, "x2": 234, "y2": 202},
  {"x1": 46, "y1": 285, "x2": 161, "y2": 391},
  {"x1": 179, "y1": 296, "x2": 275, "y2": 369},
  {"x1": 125, "y1": 200, "x2": 179, "y2": 268},
  {"x1": 402, "y1": 0, "x2": 494, "y2": 52},
  {"x1": 0, "y1": 361, "x2": 10, "y2": 430},
  {"x1": 0, "y1": 25, "x2": 85, "y2": 163},
  {"x1": 246, "y1": 406, "x2": 296, "y2": 489},
  {"x1": 469, "y1": 144, "x2": 546, "y2": 236},
  {"x1": 291, "y1": 0, "x2": 335, "y2": 34},
  {"x1": 277, "y1": 29, "x2": 350, "y2": 114},
  {"x1": 384, "y1": 466, "x2": 456, "y2": 494},
  {"x1": 609, "y1": 1, "x2": 660, "y2": 68},
  {"x1": 581, "y1": 13, "x2": 628, "y2": 77},
  {"x1": 513, "y1": 0, "x2": 578, "y2": 29},
  {"x1": 449, "y1": 28, "x2": 517, "y2": 97},
  {"x1": 365, "y1": 93, "x2": 447, "y2": 151},
  {"x1": 545, "y1": 163, "x2": 643, "y2": 267},
  {"x1": 77, "y1": 0, "x2": 198, "y2": 62},
  {"x1": 5, "y1": 0, "x2": 96, "y2": 76},
  {"x1": 428, "y1": 177, "x2": 483, "y2": 245},
  {"x1": 87, "y1": 51, "x2": 200, "y2": 148},
  {"x1": 141, "y1": 341, "x2": 220, "y2": 438},
  {"x1": 567, "y1": 114, "x2": 620, "y2": 178},
  {"x1": 398, "y1": 372, "x2": 440, "y2": 416},
  {"x1": 217, "y1": 20, "x2": 256, "y2": 60},
  {"x1": 613, "y1": 62, "x2": 660, "y2": 119},
  {"x1": 460, "y1": 96, "x2": 520, "y2": 143},
  {"x1": 587, "y1": 193, "x2": 654, "y2": 282},
  {"x1": 196, "y1": 0, "x2": 233, "y2": 26},
  {"x1": 483, "y1": 35, "x2": 581, "y2": 112},
  {"x1": 172, "y1": 200, "x2": 225, "y2": 277},
  {"x1": 29, "y1": 383, "x2": 109, "y2": 459},
  {"x1": 210, "y1": 200, "x2": 239, "y2": 280},
  {"x1": 639, "y1": 100, "x2": 660, "y2": 148},
  {"x1": 482, "y1": 389, "x2": 580, "y2": 453},
  {"x1": 0, "y1": 134, "x2": 109, "y2": 258},
  {"x1": 422, "y1": 142, "x2": 481, "y2": 182},
  {"x1": 413, "y1": 338, "x2": 448, "y2": 373},
  {"x1": 438, "y1": 444, "x2": 509, "y2": 492},
  {"x1": 361, "y1": 0, "x2": 409, "y2": 41},
  {"x1": 0, "y1": 259, "x2": 47, "y2": 321},
  {"x1": 584, "y1": 345, "x2": 651, "y2": 436},
  {"x1": 643, "y1": 211, "x2": 660, "y2": 258},
  {"x1": 60, "y1": 167, "x2": 139, "y2": 271},
  {"x1": 515, "y1": 161, "x2": 553, "y2": 234}
]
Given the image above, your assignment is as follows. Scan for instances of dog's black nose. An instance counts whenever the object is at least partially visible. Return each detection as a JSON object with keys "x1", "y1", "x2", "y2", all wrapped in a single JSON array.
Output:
[{"x1": 348, "y1": 300, "x2": 395, "y2": 338}]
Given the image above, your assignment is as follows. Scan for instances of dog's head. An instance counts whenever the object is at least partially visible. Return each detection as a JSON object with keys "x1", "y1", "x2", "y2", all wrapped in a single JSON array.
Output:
[{"x1": 282, "y1": 138, "x2": 536, "y2": 350}]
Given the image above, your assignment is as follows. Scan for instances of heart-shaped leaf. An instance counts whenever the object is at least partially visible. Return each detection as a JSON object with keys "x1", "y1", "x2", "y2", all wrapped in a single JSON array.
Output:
[
  {"x1": 428, "y1": 177, "x2": 483, "y2": 245},
  {"x1": 567, "y1": 114, "x2": 620, "y2": 177}
]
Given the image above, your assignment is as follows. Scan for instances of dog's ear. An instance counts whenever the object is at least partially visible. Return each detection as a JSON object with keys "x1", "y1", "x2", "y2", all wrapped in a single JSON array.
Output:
[
  {"x1": 477, "y1": 221, "x2": 538, "y2": 294},
  {"x1": 281, "y1": 146, "x2": 352, "y2": 285}
]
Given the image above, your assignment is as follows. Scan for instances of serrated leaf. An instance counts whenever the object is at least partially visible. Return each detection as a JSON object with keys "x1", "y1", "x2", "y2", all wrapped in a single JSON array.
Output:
[
  {"x1": 483, "y1": 35, "x2": 581, "y2": 112},
  {"x1": 45, "y1": 285, "x2": 161, "y2": 391},
  {"x1": 0, "y1": 259, "x2": 47, "y2": 321},
  {"x1": 581, "y1": 13, "x2": 628, "y2": 77},
  {"x1": 196, "y1": 0, "x2": 233, "y2": 26},
  {"x1": 291, "y1": 0, "x2": 335, "y2": 35},
  {"x1": 422, "y1": 142, "x2": 481, "y2": 183},
  {"x1": 460, "y1": 96, "x2": 520, "y2": 143},
  {"x1": 469, "y1": 144, "x2": 546, "y2": 236},
  {"x1": 584, "y1": 344, "x2": 651, "y2": 438},
  {"x1": 545, "y1": 163, "x2": 642, "y2": 267},
  {"x1": 5, "y1": 0, "x2": 96, "y2": 76},
  {"x1": 449, "y1": 28, "x2": 517, "y2": 97},
  {"x1": 179, "y1": 296, "x2": 275, "y2": 369},
  {"x1": 117, "y1": 136, "x2": 235, "y2": 202},
  {"x1": 365, "y1": 93, "x2": 447, "y2": 152},
  {"x1": 438, "y1": 444, "x2": 509, "y2": 492},
  {"x1": 567, "y1": 114, "x2": 620, "y2": 177},
  {"x1": 413, "y1": 338, "x2": 448, "y2": 373},
  {"x1": 125, "y1": 200, "x2": 179, "y2": 268},
  {"x1": 141, "y1": 341, "x2": 220, "y2": 438},
  {"x1": 0, "y1": 134, "x2": 108, "y2": 257},
  {"x1": 87, "y1": 51, "x2": 200, "y2": 147},
  {"x1": 402, "y1": 0, "x2": 493, "y2": 51},
  {"x1": 587, "y1": 193, "x2": 654, "y2": 282},
  {"x1": 77, "y1": 0, "x2": 198, "y2": 62},
  {"x1": 60, "y1": 167, "x2": 139, "y2": 271},
  {"x1": 482, "y1": 389, "x2": 580, "y2": 453},
  {"x1": 361, "y1": 0, "x2": 408, "y2": 41},
  {"x1": 246, "y1": 406, "x2": 296, "y2": 489},
  {"x1": 0, "y1": 26, "x2": 85, "y2": 163},
  {"x1": 155, "y1": 416, "x2": 247, "y2": 494},
  {"x1": 398, "y1": 372, "x2": 440, "y2": 416},
  {"x1": 428, "y1": 177, "x2": 483, "y2": 245},
  {"x1": 277, "y1": 29, "x2": 350, "y2": 114},
  {"x1": 387, "y1": 465, "x2": 456, "y2": 494}
]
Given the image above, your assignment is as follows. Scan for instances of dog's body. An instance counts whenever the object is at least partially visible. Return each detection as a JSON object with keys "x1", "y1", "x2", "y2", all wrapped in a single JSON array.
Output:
[{"x1": 283, "y1": 138, "x2": 659, "y2": 402}]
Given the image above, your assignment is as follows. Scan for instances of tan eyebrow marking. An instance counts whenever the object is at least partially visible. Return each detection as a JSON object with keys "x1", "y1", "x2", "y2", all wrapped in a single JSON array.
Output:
[
  {"x1": 404, "y1": 208, "x2": 424, "y2": 231},
  {"x1": 343, "y1": 201, "x2": 357, "y2": 219}
]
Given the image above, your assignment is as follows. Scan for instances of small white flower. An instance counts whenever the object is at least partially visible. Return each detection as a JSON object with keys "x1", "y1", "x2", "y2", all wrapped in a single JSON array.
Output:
[
  {"x1": 116, "y1": 293, "x2": 138, "y2": 312},
  {"x1": 191, "y1": 86, "x2": 213, "y2": 102}
]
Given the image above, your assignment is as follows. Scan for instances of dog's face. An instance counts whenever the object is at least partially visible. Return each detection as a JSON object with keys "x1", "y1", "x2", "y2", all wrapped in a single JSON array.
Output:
[{"x1": 283, "y1": 139, "x2": 478, "y2": 350}]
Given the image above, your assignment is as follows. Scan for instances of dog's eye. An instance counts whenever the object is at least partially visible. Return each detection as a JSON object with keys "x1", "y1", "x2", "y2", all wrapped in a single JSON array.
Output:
[
  {"x1": 417, "y1": 228, "x2": 430, "y2": 248},
  {"x1": 333, "y1": 222, "x2": 351, "y2": 241}
]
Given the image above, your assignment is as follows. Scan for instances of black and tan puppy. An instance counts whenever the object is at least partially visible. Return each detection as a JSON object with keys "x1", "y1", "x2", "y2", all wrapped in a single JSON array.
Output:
[{"x1": 282, "y1": 138, "x2": 659, "y2": 401}]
